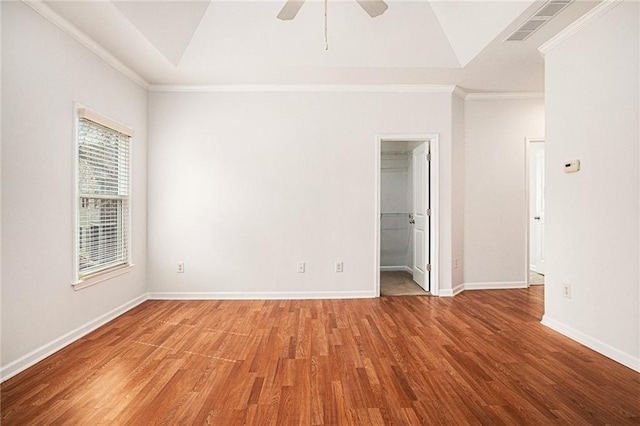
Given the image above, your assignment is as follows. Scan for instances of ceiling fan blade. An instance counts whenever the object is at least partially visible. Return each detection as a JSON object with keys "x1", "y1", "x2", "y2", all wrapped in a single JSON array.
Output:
[
  {"x1": 277, "y1": 0, "x2": 305, "y2": 20},
  {"x1": 356, "y1": 0, "x2": 388, "y2": 18}
]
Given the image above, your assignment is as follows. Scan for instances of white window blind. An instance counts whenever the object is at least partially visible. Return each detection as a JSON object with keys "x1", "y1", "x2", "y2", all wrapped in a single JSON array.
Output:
[{"x1": 77, "y1": 114, "x2": 131, "y2": 279}]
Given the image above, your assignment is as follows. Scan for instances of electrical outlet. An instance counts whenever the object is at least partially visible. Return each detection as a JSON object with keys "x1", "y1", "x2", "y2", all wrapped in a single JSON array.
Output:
[
  {"x1": 454, "y1": 258, "x2": 459, "y2": 269},
  {"x1": 177, "y1": 262, "x2": 184, "y2": 273},
  {"x1": 297, "y1": 262, "x2": 305, "y2": 273},
  {"x1": 562, "y1": 283, "x2": 571, "y2": 298},
  {"x1": 335, "y1": 261, "x2": 344, "y2": 273}
]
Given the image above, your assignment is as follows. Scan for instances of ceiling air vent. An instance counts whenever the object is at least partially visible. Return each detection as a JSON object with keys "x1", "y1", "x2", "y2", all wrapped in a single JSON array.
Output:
[{"x1": 506, "y1": 0, "x2": 573, "y2": 42}]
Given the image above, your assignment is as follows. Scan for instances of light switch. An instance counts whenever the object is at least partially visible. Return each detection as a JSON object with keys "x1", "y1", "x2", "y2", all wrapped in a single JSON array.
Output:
[{"x1": 564, "y1": 160, "x2": 580, "y2": 173}]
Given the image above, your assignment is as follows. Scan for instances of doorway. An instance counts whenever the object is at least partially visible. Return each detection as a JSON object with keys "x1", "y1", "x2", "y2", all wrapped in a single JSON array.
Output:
[
  {"x1": 527, "y1": 138, "x2": 545, "y2": 286},
  {"x1": 375, "y1": 135, "x2": 439, "y2": 297}
]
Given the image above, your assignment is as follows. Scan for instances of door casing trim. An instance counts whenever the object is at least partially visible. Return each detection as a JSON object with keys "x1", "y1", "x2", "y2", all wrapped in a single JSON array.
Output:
[{"x1": 375, "y1": 134, "x2": 440, "y2": 297}]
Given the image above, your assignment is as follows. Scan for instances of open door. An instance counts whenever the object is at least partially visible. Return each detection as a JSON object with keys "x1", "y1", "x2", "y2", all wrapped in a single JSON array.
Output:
[
  {"x1": 533, "y1": 146, "x2": 545, "y2": 275},
  {"x1": 376, "y1": 134, "x2": 438, "y2": 297},
  {"x1": 412, "y1": 143, "x2": 430, "y2": 291}
]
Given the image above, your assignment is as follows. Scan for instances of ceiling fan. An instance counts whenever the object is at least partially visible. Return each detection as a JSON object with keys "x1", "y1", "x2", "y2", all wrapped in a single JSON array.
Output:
[{"x1": 277, "y1": 0, "x2": 389, "y2": 21}]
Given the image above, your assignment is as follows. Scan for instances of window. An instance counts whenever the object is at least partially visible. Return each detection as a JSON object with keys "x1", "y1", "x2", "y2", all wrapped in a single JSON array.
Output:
[{"x1": 76, "y1": 108, "x2": 132, "y2": 284}]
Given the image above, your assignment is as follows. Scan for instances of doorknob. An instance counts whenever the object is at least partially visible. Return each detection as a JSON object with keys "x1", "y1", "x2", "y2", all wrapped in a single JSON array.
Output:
[
  {"x1": 409, "y1": 214, "x2": 415, "y2": 225},
  {"x1": 534, "y1": 216, "x2": 541, "y2": 220}
]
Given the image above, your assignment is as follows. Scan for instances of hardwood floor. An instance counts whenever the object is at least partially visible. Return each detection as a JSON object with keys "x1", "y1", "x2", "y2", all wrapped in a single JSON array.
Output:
[{"x1": 2, "y1": 287, "x2": 639, "y2": 425}]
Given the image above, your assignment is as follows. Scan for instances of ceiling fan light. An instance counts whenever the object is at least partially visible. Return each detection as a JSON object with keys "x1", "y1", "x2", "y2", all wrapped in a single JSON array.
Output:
[
  {"x1": 277, "y1": 0, "x2": 305, "y2": 21},
  {"x1": 356, "y1": 0, "x2": 389, "y2": 18}
]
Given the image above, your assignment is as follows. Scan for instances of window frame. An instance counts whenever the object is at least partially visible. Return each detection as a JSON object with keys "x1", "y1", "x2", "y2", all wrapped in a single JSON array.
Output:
[{"x1": 72, "y1": 105, "x2": 134, "y2": 290}]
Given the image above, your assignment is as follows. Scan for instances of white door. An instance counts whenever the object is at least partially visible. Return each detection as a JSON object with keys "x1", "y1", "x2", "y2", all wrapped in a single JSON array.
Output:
[
  {"x1": 533, "y1": 147, "x2": 545, "y2": 274},
  {"x1": 412, "y1": 143, "x2": 429, "y2": 291}
]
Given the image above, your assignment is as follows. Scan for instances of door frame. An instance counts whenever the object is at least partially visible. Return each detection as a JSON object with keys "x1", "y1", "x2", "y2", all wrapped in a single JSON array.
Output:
[
  {"x1": 375, "y1": 134, "x2": 440, "y2": 297},
  {"x1": 524, "y1": 137, "x2": 545, "y2": 287}
]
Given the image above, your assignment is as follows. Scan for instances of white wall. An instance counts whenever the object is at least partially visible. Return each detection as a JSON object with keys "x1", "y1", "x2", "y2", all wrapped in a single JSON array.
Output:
[
  {"x1": 543, "y1": 1, "x2": 639, "y2": 371},
  {"x1": 0, "y1": 0, "x2": 3, "y2": 369},
  {"x1": 451, "y1": 94, "x2": 465, "y2": 292},
  {"x1": 147, "y1": 90, "x2": 456, "y2": 297},
  {"x1": 463, "y1": 97, "x2": 545, "y2": 289},
  {"x1": 1, "y1": 2, "x2": 148, "y2": 377}
]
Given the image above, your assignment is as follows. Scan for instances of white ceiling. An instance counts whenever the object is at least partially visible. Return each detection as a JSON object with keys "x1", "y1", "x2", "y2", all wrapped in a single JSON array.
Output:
[
  {"x1": 111, "y1": 1, "x2": 210, "y2": 67},
  {"x1": 43, "y1": 0, "x2": 600, "y2": 91}
]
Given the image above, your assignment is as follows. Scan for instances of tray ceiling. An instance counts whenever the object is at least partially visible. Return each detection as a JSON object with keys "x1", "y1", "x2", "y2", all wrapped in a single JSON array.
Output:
[{"x1": 42, "y1": 0, "x2": 600, "y2": 91}]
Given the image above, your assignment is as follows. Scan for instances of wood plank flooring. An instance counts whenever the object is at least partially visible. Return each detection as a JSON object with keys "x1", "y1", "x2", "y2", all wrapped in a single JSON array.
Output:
[{"x1": 2, "y1": 287, "x2": 639, "y2": 424}]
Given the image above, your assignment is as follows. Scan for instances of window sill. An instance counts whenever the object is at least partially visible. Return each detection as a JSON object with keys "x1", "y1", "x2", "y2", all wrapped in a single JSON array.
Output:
[{"x1": 72, "y1": 264, "x2": 134, "y2": 291}]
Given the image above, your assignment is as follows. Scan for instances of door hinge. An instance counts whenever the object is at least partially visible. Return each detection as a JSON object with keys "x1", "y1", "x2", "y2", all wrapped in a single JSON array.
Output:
[
  {"x1": 426, "y1": 264, "x2": 431, "y2": 272},
  {"x1": 426, "y1": 208, "x2": 431, "y2": 216},
  {"x1": 426, "y1": 153, "x2": 431, "y2": 161}
]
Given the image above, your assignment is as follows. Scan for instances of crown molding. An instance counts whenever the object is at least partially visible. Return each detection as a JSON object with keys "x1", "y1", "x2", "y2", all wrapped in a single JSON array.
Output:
[
  {"x1": 538, "y1": 0, "x2": 623, "y2": 55},
  {"x1": 147, "y1": 84, "x2": 461, "y2": 94},
  {"x1": 465, "y1": 92, "x2": 544, "y2": 100},
  {"x1": 22, "y1": 0, "x2": 150, "y2": 90},
  {"x1": 453, "y1": 86, "x2": 467, "y2": 99}
]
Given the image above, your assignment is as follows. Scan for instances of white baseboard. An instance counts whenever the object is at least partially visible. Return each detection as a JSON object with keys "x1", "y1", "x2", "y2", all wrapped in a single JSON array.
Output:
[
  {"x1": 439, "y1": 283, "x2": 465, "y2": 297},
  {"x1": 541, "y1": 315, "x2": 640, "y2": 373},
  {"x1": 0, "y1": 294, "x2": 148, "y2": 382},
  {"x1": 148, "y1": 290, "x2": 377, "y2": 300},
  {"x1": 439, "y1": 281, "x2": 527, "y2": 297},
  {"x1": 380, "y1": 266, "x2": 413, "y2": 273},
  {"x1": 464, "y1": 281, "x2": 528, "y2": 291}
]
